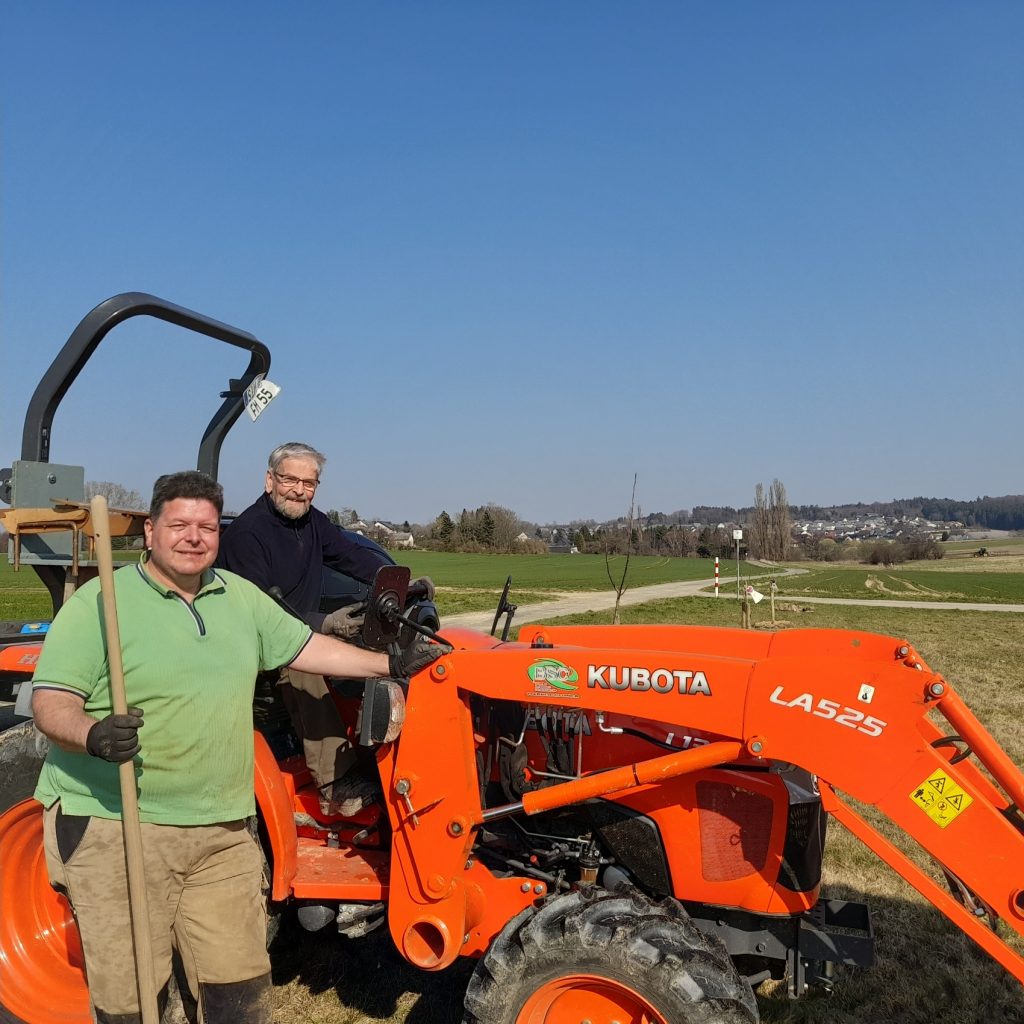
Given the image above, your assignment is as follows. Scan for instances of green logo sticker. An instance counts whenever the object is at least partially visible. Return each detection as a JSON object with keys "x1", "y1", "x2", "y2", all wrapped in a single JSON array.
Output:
[{"x1": 527, "y1": 658, "x2": 579, "y2": 691}]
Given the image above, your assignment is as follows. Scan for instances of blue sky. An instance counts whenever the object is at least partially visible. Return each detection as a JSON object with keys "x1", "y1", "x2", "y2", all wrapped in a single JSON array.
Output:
[{"x1": 2, "y1": 2, "x2": 1021, "y2": 524}]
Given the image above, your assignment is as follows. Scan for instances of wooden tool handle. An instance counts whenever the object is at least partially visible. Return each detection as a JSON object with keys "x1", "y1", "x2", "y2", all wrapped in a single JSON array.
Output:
[{"x1": 90, "y1": 495, "x2": 160, "y2": 1024}]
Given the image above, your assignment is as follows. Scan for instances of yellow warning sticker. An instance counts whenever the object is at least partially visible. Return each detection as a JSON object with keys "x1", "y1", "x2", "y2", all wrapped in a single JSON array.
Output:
[{"x1": 910, "y1": 770, "x2": 973, "y2": 828}]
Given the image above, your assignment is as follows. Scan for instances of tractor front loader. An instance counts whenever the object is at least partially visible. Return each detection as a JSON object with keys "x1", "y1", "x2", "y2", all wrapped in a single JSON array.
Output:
[{"x1": 3, "y1": 297, "x2": 1024, "y2": 1024}]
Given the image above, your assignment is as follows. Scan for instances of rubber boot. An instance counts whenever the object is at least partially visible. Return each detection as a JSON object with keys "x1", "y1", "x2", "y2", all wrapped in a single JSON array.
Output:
[{"x1": 198, "y1": 971, "x2": 273, "y2": 1024}]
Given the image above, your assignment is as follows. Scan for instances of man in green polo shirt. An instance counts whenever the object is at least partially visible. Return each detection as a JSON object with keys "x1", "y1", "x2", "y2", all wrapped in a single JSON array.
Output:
[{"x1": 31, "y1": 470, "x2": 445, "y2": 1024}]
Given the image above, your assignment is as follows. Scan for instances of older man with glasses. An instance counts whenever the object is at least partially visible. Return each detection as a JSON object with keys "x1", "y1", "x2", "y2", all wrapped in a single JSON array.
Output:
[{"x1": 217, "y1": 442, "x2": 434, "y2": 816}]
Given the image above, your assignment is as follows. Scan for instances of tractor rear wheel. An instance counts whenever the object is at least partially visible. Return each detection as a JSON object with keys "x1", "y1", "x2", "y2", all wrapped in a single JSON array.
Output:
[
  {"x1": 463, "y1": 888, "x2": 758, "y2": 1024},
  {"x1": 0, "y1": 799, "x2": 89, "y2": 1024},
  {"x1": 0, "y1": 802, "x2": 280, "y2": 1024}
]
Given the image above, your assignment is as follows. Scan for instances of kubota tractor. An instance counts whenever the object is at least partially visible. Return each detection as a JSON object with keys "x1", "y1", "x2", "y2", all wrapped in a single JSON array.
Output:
[{"x1": 2, "y1": 295, "x2": 1024, "y2": 1024}]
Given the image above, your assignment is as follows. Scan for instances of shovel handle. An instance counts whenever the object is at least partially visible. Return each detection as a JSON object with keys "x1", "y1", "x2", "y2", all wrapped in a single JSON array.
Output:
[{"x1": 90, "y1": 495, "x2": 160, "y2": 1024}]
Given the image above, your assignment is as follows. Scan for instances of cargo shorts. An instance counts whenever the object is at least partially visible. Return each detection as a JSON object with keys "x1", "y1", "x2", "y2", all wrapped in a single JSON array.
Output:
[{"x1": 42, "y1": 802, "x2": 271, "y2": 1021}]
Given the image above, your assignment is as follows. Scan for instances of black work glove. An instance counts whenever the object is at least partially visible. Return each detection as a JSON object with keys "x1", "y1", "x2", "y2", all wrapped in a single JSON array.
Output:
[
  {"x1": 86, "y1": 707, "x2": 144, "y2": 763},
  {"x1": 388, "y1": 638, "x2": 450, "y2": 679},
  {"x1": 322, "y1": 603, "x2": 366, "y2": 640},
  {"x1": 411, "y1": 576, "x2": 436, "y2": 602}
]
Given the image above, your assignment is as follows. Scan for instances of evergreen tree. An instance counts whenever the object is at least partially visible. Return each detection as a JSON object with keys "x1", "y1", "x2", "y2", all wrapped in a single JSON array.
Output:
[
  {"x1": 480, "y1": 509, "x2": 496, "y2": 547},
  {"x1": 433, "y1": 510, "x2": 455, "y2": 544}
]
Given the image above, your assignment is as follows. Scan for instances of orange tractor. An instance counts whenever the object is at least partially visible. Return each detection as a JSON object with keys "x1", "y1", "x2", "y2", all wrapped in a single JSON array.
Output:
[{"x1": 2, "y1": 296, "x2": 1024, "y2": 1023}]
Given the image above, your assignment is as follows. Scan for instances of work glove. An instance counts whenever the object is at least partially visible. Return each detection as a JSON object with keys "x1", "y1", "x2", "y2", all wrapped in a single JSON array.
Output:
[
  {"x1": 322, "y1": 603, "x2": 366, "y2": 640},
  {"x1": 388, "y1": 638, "x2": 451, "y2": 679},
  {"x1": 86, "y1": 707, "x2": 144, "y2": 763},
  {"x1": 411, "y1": 576, "x2": 436, "y2": 602}
]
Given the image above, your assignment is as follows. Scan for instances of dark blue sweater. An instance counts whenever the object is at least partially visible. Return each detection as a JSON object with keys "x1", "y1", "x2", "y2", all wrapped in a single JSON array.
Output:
[{"x1": 215, "y1": 493, "x2": 390, "y2": 631}]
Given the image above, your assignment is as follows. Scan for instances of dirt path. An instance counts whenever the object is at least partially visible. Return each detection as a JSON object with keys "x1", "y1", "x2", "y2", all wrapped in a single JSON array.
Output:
[
  {"x1": 756, "y1": 594, "x2": 1024, "y2": 613},
  {"x1": 442, "y1": 573, "x2": 1024, "y2": 631},
  {"x1": 441, "y1": 575, "x2": 777, "y2": 631}
]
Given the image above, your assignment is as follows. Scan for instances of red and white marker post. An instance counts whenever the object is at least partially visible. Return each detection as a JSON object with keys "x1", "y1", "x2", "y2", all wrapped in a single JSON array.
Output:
[{"x1": 714, "y1": 556, "x2": 720, "y2": 596}]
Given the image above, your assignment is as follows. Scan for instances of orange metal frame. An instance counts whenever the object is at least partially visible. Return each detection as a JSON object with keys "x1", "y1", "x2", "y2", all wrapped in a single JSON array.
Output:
[
  {"x1": 0, "y1": 641, "x2": 43, "y2": 674},
  {"x1": 253, "y1": 622, "x2": 1023, "y2": 983},
  {"x1": 8, "y1": 617, "x2": 1024, "y2": 1024}
]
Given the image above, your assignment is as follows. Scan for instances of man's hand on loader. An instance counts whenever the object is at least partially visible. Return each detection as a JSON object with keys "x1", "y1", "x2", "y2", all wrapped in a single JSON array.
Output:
[
  {"x1": 86, "y1": 707, "x2": 144, "y2": 763},
  {"x1": 411, "y1": 576, "x2": 436, "y2": 602},
  {"x1": 322, "y1": 603, "x2": 366, "y2": 640},
  {"x1": 388, "y1": 638, "x2": 451, "y2": 679}
]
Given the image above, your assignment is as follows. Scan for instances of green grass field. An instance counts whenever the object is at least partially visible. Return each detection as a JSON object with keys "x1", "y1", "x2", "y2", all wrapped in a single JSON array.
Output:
[
  {"x1": 388, "y1": 551, "x2": 771, "y2": 617},
  {"x1": 941, "y1": 535, "x2": 1024, "y2": 555},
  {"x1": 0, "y1": 556, "x2": 52, "y2": 621},
  {"x1": 774, "y1": 565, "x2": 1024, "y2": 603},
  {"x1": 390, "y1": 550, "x2": 745, "y2": 589},
  {"x1": 0, "y1": 552, "x2": 750, "y2": 622}
]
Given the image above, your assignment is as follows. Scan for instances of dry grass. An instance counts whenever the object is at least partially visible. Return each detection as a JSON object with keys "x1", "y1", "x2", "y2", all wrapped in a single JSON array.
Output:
[
  {"x1": 271, "y1": 598, "x2": 1024, "y2": 1023},
  {"x1": 271, "y1": 924, "x2": 473, "y2": 1024},
  {"x1": 929, "y1": 552, "x2": 1024, "y2": 573}
]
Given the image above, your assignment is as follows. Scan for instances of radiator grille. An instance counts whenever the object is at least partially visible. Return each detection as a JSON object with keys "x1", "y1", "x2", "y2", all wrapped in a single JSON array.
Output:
[{"x1": 697, "y1": 781, "x2": 773, "y2": 882}]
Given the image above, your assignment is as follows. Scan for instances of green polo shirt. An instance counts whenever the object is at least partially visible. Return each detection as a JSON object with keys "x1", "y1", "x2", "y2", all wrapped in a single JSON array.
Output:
[{"x1": 33, "y1": 559, "x2": 311, "y2": 825}]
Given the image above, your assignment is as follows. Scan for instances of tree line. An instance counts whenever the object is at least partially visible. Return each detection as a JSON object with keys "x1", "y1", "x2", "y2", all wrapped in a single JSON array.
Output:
[
  {"x1": 787, "y1": 495, "x2": 1024, "y2": 530},
  {"x1": 661, "y1": 495, "x2": 1024, "y2": 532},
  {"x1": 426, "y1": 506, "x2": 547, "y2": 554}
]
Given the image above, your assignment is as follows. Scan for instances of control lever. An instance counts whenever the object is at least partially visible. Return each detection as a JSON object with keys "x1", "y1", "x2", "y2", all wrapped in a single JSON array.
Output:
[
  {"x1": 490, "y1": 575, "x2": 517, "y2": 641},
  {"x1": 268, "y1": 586, "x2": 304, "y2": 621},
  {"x1": 363, "y1": 566, "x2": 453, "y2": 649}
]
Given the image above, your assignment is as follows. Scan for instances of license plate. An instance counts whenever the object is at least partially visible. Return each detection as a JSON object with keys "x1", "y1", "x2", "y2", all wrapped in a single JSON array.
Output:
[{"x1": 244, "y1": 376, "x2": 281, "y2": 422}]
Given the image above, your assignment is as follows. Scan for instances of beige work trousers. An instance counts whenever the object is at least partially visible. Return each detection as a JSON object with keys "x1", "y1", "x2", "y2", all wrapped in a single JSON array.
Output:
[
  {"x1": 278, "y1": 668, "x2": 358, "y2": 794},
  {"x1": 42, "y1": 802, "x2": 270, "y2": 1021}
]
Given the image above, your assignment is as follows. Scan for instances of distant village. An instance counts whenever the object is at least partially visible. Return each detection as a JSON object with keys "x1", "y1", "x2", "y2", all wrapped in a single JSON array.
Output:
[{"x1": 339, "y1": 505, "x2": 1011, "y2": 559}]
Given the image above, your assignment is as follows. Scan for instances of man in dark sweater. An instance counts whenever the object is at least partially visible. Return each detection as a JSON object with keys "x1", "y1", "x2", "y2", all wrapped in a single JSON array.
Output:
[{"x1": 217, "y1": 442, "x2": 434, "y2": 814}]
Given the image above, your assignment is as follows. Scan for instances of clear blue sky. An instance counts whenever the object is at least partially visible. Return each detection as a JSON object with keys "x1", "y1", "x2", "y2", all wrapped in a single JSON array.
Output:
[{"x1": 2, "y1": 2, "x2": 1021, "y2": 525}]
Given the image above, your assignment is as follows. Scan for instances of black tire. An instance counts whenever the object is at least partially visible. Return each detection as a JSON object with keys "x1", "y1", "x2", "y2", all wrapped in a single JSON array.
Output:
[
  {"x1": 464, "y1": 888, "x2": 758, "y2": 1024},
  {"x1": 0, "y1": 721, "x2": 48, "y2": 813}
]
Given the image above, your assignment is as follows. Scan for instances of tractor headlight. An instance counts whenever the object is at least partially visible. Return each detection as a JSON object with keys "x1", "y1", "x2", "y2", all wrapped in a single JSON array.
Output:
[{"x1": 359, "y1": 677, "x2": 407, "y2": 745}]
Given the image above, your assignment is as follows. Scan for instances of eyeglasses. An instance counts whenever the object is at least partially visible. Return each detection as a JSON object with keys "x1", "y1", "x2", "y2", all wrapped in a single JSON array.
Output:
[{"x1": 273, "y1": 471, "x2": 319, "y2": 491}]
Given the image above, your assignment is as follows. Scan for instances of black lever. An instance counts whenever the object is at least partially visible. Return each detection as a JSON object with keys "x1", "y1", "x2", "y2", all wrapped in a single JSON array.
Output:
[
  {"x1": 268, "y1": 586, "x2": 304, "y2": 621},
  {"x1": 490, "y1": 575, "x2": 517, "y2": 641}
]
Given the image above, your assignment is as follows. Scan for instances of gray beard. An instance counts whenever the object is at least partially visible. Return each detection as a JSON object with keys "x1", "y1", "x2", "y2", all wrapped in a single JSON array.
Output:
[{"x1": 272, "y1": 495, "x2": 306, "y2": 520}]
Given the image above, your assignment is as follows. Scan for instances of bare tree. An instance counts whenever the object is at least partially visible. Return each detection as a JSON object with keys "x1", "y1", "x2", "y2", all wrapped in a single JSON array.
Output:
[
  {"x1": 85, "y1": 481, "x2": 146, "y2": 511},
  {"x1": 750, "y1": 479, "x2": 791, "y2": 561},
  {"x1": 750, "y1": 482, "x2": 769, "y2": 559},
  {"x1": 484, "y1": 504, "x2": 522, "y2": 552},
  {"x1": 84, "y1": 481, "x2": 146, "y2": 551},
  {"x1": 605, "y1": 474, "x2": 638, "y2": 625},
  {"x1": 768, "y1": 479, "x2": 791, "y2": 561}
]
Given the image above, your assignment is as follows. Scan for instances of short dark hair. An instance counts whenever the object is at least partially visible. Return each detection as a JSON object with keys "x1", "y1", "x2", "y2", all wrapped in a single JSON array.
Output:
[{"x1": 149, "y1": 471, "x2": 224, "y2": 521}]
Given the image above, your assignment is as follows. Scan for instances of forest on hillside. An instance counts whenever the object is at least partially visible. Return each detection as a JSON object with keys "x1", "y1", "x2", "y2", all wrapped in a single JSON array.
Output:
[{"x1": 682, "y1": 495, "x2": 1024, "y2": 531}]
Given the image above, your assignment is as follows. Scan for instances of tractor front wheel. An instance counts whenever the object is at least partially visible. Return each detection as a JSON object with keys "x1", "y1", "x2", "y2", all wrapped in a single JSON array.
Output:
[{"x1": 463, "y1": 888, "x2": 758, "y2": 1024}]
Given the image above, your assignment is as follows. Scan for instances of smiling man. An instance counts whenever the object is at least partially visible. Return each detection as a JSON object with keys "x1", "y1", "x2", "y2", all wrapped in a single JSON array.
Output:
[
  {"x1": 217, "y1": 443, "x2": 391, "y2": 634},
  {"x1": 216, "y1": 442, "x2": 434, "y2": 815},
  {"x1": 31, "y1": 470, "x2": 444, "y2": 1023}
]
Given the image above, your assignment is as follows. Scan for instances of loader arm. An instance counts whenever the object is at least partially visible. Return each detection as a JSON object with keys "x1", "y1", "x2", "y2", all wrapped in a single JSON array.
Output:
[{"x1": 379, "y1": 624, "x2": 1024, "y2": 984}]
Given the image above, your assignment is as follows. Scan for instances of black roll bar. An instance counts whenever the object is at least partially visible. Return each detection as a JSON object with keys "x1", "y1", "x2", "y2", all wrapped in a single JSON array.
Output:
[{"x1": 19, "y1": 292, "x2": 271, "y2": 481}]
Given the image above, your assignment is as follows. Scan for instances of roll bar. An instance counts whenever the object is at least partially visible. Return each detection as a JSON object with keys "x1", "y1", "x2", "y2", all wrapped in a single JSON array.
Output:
[{"x1": 19, "y1": 292, "x2": 271, "y2": 481}]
